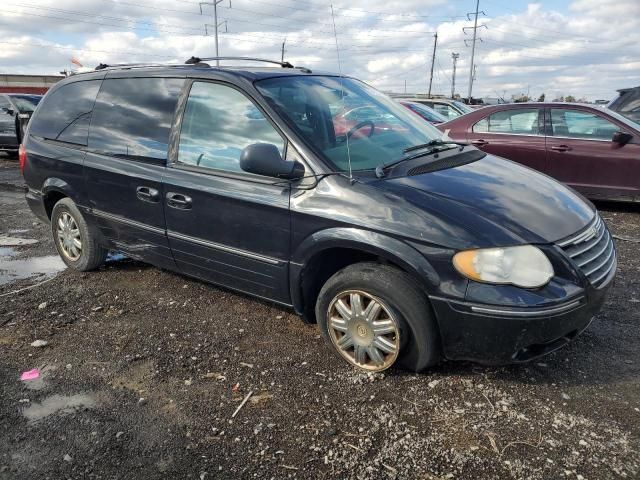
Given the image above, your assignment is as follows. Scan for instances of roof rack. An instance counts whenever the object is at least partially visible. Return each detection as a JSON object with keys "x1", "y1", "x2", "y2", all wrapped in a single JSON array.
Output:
[
  {"x1": 185, "y1": 56, "x2": 294, "y2": 68},
  {"x1": 94, "y1": 62, "x2": 174, "y2": 70},
  {"x1": 94, "y1": 56, "x2": 295, "y2": 71}
]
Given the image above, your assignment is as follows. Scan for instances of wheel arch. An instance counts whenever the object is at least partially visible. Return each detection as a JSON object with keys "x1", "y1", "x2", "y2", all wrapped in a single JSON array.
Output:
[
  {"x1": 290, "y1": 228, "x2": 440, "y2": 324},
  {"x1": 41, "y1": 178, "x2": 74, "y2": 218}
]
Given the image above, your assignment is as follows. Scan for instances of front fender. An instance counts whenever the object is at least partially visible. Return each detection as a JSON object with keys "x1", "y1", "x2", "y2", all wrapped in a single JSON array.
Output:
[
  {"x1": 292, "y1": 227, "x2": 440, "y2": 285},
  {"x1": 289, "y1": 227, "x2": 441, "y2": 319}
]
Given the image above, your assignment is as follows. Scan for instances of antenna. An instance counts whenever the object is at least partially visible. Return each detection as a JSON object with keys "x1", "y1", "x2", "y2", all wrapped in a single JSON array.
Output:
[{"x1": 330, "y1": 4, "x2": 353, "y2": 183}]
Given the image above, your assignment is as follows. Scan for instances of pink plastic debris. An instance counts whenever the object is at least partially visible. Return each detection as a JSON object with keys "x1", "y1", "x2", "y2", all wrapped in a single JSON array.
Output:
[{"x1": 20, "y1": 369, "x2": 40, "y2": 381}]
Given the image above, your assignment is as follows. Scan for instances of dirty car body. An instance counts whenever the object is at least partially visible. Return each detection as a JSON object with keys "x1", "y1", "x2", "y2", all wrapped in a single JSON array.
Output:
[{"x1": 21, "y1": 63, "x2": 615, "y2": 370}]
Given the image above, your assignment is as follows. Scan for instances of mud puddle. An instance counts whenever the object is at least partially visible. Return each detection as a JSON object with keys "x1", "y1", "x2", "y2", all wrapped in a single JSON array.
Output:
[{"x1": 22, "y1": 393, "x2": 97, "y2": 422}]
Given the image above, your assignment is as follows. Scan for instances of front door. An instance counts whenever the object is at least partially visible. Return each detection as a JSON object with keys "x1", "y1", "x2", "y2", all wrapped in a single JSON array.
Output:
[
  {"x1": 84, "y1": 76, "x2": 184, "y2": 269},
  {"x1": 545, "y1": 107, "x2": 640, "y2": 200},
  {"x1": 163, "y1": 80, "x2": 291, "y2": 303},
  {"x1": 465, "y1": 107, "x2": 547, "y2": 173}
]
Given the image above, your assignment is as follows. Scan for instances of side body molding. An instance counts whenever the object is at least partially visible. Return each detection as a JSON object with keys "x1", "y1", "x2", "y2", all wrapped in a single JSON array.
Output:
[{"x1": 289, "y1": 227, "x2": 440, "y2": 319}]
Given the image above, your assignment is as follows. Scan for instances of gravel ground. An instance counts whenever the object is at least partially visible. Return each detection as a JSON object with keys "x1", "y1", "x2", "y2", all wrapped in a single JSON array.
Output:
[{"x1": 1, "y1": 155, "x2": 639, "y2": 480}]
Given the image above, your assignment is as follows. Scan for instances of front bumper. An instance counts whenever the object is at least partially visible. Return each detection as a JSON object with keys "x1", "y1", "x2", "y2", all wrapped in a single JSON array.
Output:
[{"x1": 430, "y1": 277, "x2": 612, "y2": 364}]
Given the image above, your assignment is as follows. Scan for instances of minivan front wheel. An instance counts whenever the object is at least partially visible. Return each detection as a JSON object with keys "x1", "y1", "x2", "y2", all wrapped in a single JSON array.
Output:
[
  {"x1": 316, "y1": 262, "x2": 441, "y2": 373},
  {"x1": 51, "y1": 198, "x2": 107, "y2": 271}
]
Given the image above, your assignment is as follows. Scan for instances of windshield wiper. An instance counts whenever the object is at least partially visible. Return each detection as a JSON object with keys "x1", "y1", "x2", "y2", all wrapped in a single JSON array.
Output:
[
  {"x1": 403, "y1": 139, "x2": 467, "y2": 153},
  {"x1": 375, "y1": 140, "x2": 468, "y2": 178}
]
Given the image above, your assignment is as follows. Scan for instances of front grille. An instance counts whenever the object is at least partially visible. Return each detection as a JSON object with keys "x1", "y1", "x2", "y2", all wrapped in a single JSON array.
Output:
[{"x1": 557, "y1": 214, "x2": 616, "y2": 288}]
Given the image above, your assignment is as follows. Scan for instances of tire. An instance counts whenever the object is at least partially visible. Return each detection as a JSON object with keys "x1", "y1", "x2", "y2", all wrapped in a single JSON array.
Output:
[
  {"x1": 316, "y1": 262, "x2": 441, "y2": 373},
  {"x1": 51, "y1": 197, "x2": 108, "y2": 271}
]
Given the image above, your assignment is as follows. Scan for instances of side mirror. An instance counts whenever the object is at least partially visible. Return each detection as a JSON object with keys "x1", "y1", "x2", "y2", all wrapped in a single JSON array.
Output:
[
  {"x1": 240, "y1": 143, "x2": 305, "y2": 179},
  {"x1": 612, "y1": 131, "x2": 632, "y2": 147},
  {"x1": 0, "y1": 107, "x2": 13, "y2": 115}
]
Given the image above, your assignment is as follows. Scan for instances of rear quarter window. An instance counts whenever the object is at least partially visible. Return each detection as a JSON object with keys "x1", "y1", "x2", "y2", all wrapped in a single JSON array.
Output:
[
  {"x1": 88, "y1": 77, "x2": 184, "y2": 162},
  {"x1": 29, "y1": 80, "x2": 101, "y2": 145}
]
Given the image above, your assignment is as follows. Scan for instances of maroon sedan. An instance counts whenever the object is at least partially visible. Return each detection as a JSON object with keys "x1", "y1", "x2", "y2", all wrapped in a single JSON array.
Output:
[{"x1": 438, "y1": 103, "x2": 640, "y2": 202}]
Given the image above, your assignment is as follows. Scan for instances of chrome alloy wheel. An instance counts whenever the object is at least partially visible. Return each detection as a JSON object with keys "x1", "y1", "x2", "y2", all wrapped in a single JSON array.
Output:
[
  {"x1": 327, "y1": 290, "x2": 400, "y2": 372},
  {"x1": 56, "y1": 212, "x2": 82, "y2": 261}
]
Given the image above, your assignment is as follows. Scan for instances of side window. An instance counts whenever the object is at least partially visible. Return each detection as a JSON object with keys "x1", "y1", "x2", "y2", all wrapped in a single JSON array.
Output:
[
  {"x1": 473, "y1": 109, "x2": 539, "y2": 134},
  {"x1": 550, "y1": 109, "x2": 619, "y2": 140},
  {"x1": 177, "y1": 82, "x2": 284, "y2": 174},
  {"x1": 29, "y1": 80, "x2": 101, "y2": 145},
  {"x1": 88, "y1": 77, "x2": 184, "y2": 161}
]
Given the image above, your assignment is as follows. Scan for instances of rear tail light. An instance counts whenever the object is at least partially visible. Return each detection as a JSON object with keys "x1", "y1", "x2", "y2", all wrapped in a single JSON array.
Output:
[{"x1": 19, "y1": 144, "x2": 27, "y2": 173}]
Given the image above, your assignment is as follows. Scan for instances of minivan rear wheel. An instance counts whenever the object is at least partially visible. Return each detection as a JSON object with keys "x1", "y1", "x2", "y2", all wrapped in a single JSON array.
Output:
[
  {"x1": 51, "y1": 198, "x2": 107, "y2": 271},
  {"x1": 316, "y1": 262, "x2": 441, "y2": 373}
]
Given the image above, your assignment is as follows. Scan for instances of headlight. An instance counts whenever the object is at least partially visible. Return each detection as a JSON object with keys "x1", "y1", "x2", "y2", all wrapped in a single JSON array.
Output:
[{"x1": 453, "y1": 245, "x2": 554, "y2": 288}]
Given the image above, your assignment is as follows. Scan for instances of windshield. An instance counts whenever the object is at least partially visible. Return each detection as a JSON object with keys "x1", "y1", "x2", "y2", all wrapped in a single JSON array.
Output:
[
  {"x1": 255, "y1": 76, "x2": 444, "y2": 172},
  {"x1": 601, "y1": 105, "x2": 640, "y2": 130},
  {"x1": 9, "y1": 95, "x2": 41, "y2": 113},
  {"x1": 453, "y1": 100, "x2": 473, "y2": 114},
  {"x1": 402, "y1": 102, "x2": 448, "y2": 123}
]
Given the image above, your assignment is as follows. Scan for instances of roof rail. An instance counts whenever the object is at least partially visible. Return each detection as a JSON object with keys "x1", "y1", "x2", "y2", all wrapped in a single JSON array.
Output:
[
  {"x1": 185, "y1": 56, "x2": 294, "y2": 68},
  {"x1": 94, "y1": 62, "x2": 189, "y2": 71},
  {"x1": 93, "y1": 56, "x2": 296, "y2": 72}
]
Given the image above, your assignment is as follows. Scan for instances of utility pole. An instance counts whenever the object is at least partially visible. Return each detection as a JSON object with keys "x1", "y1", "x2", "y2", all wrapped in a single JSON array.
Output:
[
  {"x1": 200, "y1": 0, "x2": 230, "y2": 66},
  {"x1": 427, "y1": 32, "x2": 438, "y2": 98},
  {"x1": 463, "y1": 0, "x2": 486, "y2": 102},
  {"x1": 451, "y1": 52, "x2": 459, "y2": 98}
]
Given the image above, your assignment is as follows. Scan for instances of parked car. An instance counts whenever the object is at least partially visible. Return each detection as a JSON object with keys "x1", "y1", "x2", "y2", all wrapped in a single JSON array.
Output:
[
  {"x1": 332, "y1": 105, "x2": 409, "y2": 138},
  {"x1": 398, "y1": 101, "x2": 448, "y2": 124},
  {"x1": 21, "y1": 59, "x2": 615, "y2": 373},
  {"x1": 439, "y1": 103, "x2": 640, "y2": 202},
  {"x1": 0, "y1": 94, "x2": 41, "y2": 155},
  {"x1": 393, "y1": 97, "x2": 473, "y2": 120},
  {"x1": 608, "y1": 86, "x2": 640, "y2": 123}
]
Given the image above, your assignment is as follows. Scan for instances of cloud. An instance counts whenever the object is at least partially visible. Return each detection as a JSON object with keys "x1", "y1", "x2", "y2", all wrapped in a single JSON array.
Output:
[{"x1": 0, "y1": 0, "x2": 638, "y2": 101}]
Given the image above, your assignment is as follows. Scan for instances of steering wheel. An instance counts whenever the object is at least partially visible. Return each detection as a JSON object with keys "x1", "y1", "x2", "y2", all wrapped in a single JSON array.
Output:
[{"x1": 346, "y1": 120, "x2": 376, "y2": 139}]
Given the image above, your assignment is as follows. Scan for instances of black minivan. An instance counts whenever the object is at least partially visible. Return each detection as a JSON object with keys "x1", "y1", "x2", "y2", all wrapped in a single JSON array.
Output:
[{"x1": 21, "y1": 58, "x2": 616, "y2": 372}]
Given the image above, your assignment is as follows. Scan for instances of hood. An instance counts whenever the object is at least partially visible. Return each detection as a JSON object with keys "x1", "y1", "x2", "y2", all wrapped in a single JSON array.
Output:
[{"x1": 384, "y1": 154, "x2": 595, "y2": 246}]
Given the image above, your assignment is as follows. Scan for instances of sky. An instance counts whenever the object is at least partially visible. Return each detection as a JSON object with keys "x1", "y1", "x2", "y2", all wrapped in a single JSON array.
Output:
[{"x1": 1, "y1": 0, "x2": 639, "y2": 101}]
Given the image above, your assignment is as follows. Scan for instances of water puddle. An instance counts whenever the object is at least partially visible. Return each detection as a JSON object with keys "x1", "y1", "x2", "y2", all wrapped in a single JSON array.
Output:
[
  {"x1": 22, "y1": 393, "x2": 96, "y2": 422},
  {"x1": 0, "y1": 236, "x2": 38, "y2": 247},
  {"x1": 0, "y1": 255, "x2": 66, "y2": 286},
  {"x1": 0, "y1": 247, "x2": 17, "y2": 258}
]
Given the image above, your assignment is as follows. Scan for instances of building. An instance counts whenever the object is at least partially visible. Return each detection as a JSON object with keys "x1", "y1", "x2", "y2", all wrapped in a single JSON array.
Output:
[{"x1": 0, "y1": 74, "x2": 64, "y2": 94}]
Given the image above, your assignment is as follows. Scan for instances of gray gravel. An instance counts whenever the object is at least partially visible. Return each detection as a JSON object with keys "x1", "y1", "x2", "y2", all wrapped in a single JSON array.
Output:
[{"x1": 1, "y1": 157, "x2": 639, "y2": 479}]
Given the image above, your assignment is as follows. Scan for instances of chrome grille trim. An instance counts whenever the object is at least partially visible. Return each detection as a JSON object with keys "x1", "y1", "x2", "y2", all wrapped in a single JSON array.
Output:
[
  {"x1": 576, "y1": 230, "x2": 610, "y2": 267},
  {"x1": 557, "y1": 215, "x2": 601, "y2": 247},
  {"x1": 584, "y1": 241, "x2": 614, "y2": 276},
  {"x1": 557, "y1": 214, "x2": 616, "y2": 288}
]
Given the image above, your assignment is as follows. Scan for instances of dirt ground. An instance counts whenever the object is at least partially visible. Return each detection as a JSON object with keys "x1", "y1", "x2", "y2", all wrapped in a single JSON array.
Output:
[{"x1": 1, "y1": 154, "x2": 639, "y2": 480}]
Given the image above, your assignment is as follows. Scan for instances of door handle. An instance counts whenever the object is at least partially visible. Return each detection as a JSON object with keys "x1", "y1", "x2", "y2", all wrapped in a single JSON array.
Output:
[
  {"x1": 471, "y1": 139, "x2": 489, "y2": 146},
  {"x1": 550, "y1": 145, "x2": 572, "y2": 152},
  {"x1": 136, "y1": 186, "x2": 160, "y2": 203},
  {"x1": 166, "y1": 192, "x2": 192, "y2": 210}
]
